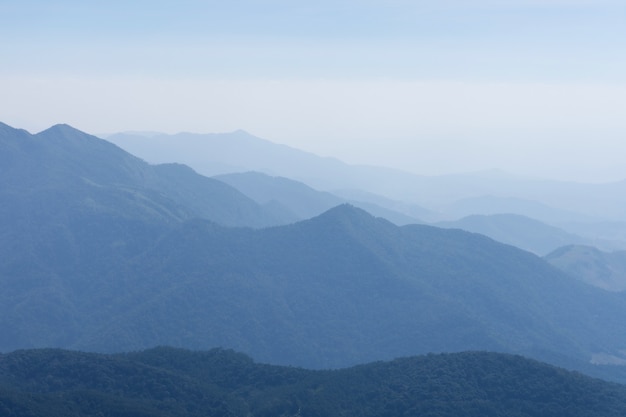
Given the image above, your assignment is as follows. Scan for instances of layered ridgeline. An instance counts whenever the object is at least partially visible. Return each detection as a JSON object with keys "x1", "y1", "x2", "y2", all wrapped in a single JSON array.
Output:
[
  {"x1": 2, "y1": 347, "x2": 626, "y2": 417},
  {"x1": 3, "y1": 123, "x2": 626, "y2": 383},
  {"x1": 436, "y1": 214, "x2": 591, "y2": 256},
  {"x1": 106, "y1": 130, "x2": 626, "y2": 223},
  {"x1": 61, "y1": 205, "x2": 626, "y2": 379},
  {"x1": 0, "y1": 122, "x2": 286, "y2": 229},
  {"x1": 215, "y1": 171, "x2": 423, "y2": 225},
  {"x1": 546, "y1": 245, "x2": 626, "y2": 292},
  {"x1": 0, "y1": 122, "x2": 286, "y2": 351}
]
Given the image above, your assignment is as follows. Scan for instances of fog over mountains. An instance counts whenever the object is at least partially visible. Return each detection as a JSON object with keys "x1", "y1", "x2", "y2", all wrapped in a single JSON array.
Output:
[
  {"x1": 4, "y1": 122, "x2": 626, "y2": 389},
  {"x1": 106, "y1": 129, "x2": 626, "y2": 250},
  {"x1": 215, "y1": 171, "x2": 423, "y2": 226},
  {"x1": 105, "y1": 130, "x2": 626, "y2": 218},
  {"x1": 436, "y1": 214, "x2": 591, "y2": 256},
  {"x1": 546, "y1": 245, "x2": 626, "y2": 292},
  {"x1": 6, "y1": 0, "x2": 626, "y2": 413}
]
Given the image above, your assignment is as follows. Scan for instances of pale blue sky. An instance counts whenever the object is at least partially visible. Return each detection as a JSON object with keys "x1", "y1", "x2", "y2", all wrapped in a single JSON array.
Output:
[{"x1": 2, "y1": 1, "x2": 626, "y2": 181}]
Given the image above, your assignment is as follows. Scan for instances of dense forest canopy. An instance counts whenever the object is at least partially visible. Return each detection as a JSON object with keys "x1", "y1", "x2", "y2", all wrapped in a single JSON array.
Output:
[{"x1": 2, "y1": 348, "x2": 626, "y2": 417}]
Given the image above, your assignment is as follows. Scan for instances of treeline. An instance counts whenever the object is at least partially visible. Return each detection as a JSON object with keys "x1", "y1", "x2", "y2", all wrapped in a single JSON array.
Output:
[{"x1": 2, "y1": 347, "x2": 626, "y2": 417}]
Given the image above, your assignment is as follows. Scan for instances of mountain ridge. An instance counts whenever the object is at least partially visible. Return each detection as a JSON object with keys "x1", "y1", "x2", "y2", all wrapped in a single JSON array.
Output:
[
  {"x1": 64, "y1": 204, "x2": 626, "y2": 376},
  {"x1": 436, "y1": 213, "x2": 591, "y2": 255},
  {"x1": 215, "y1": 171, "x2": 423, "y2": 225},
  {"x1": 1, "y1": 122, "x2": 286, "y2": 227},
  {"x1": 4, "y1": 347, "x2": 626, "y2": 417},
  {"x1": 546, "y1": 245, "x2": 626, "y2": 291},
  {"x1": 106, "y1": 129, "x2": 626, "y2": 223}
]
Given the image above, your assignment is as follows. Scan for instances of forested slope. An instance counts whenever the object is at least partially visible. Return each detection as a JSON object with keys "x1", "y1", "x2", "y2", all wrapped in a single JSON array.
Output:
[{"x1": 2, "y1": 348, "x2": 626, "y2": 417}]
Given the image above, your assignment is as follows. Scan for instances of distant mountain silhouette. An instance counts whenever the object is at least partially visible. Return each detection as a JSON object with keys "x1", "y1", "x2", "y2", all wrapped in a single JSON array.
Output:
[
  {"x1": 215, "y1": 171, "x2": 344, "y2": 220},
  {"x1": 0, "y1": 122, "x2": 289, "y2": 350},
  {"x1": 0, "y1": 122, "x2": 283, "y2": 228},
  {"x1": 105, "y1": 129, "x2": 360, "y2": 189},
  {"x1": 555, "y1": 221, "x2": 626, "y2": 252},
  {"x1": 436, "y1": 213, "x2": 590, "y2": 255},
  {"x1": 438, "y1": 195, "x2": 595, "y2": 224},
  {"x1": 546, "y1": 245, "x2": 626, "y2": 292},
  {"x1": 332, "y1": 187, "x2": 434, "y2": 221},
  {"x1": 215, "y1": 171, "x2": 422, "y2": 224},
  {"x1": 3, "y1": 347, "x2": 626, "y2": 417},
  {"x1": 105, "y1": 130, "x2": 626, "y2": 225}
]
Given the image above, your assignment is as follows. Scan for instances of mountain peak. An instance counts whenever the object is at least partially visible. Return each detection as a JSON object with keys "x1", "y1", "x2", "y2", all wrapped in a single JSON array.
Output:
[
  {"x1": 37, "y1": 123, "x2": 88, "y2": 137},
  {"x1": 49, "y1": 123, "x2": 75, "y2": 130},
  {"x1": 231, "y1": 129, "x2": 252, "y2": 135},
  {"x1": 317, "y1": 203, "x2": 374, "y2": 221},
  {"x1": 34, "y1": 123, "x2": 130, "y2": 156},
  {"x1": 305, "y1": 204, "x2": 396, "y2": 235}
]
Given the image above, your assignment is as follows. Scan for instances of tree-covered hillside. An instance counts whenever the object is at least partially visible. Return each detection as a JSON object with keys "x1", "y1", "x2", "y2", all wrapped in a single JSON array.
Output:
[
  {"x1": 41, "y1": 204, "x2": 626, "y2": 379},
  {"x1": 0, "y1": 122, "x2": 285, "y2": 350},
  {"x1": 2, "y1": 347, "x2": 626, "y2": 417}
]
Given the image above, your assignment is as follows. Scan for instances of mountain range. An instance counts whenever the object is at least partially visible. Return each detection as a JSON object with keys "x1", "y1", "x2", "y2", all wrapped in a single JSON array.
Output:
[
  {"x1": 0, "y1": 123, "x2": 289, "y2": 229},
  {"x1": 215, "y1": 171, "x2": 423, "y2": 225},
  {"x1": 105, "y1": 130, "x2": 626, "y2": 224},
  {"x1": 3, "y1": 122, "x2": 626, "y2": 386},
  {"x1": 436, "y1": 214, "x2": 591, "y2": 256}
]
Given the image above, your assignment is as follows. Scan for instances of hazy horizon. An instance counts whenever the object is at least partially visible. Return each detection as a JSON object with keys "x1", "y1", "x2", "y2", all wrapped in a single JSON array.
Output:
[
  {"x1": 2, "y1": 1, "x2": 626, "y2": 183},
  {"x1": 99, "y1": 127, "x2": 625, "y2": 184}
]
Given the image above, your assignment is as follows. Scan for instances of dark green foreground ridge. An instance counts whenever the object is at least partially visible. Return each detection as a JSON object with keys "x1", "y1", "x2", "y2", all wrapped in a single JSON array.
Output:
[{"x1": 2, "y1": 347, "x2": 626, "y2": 417}]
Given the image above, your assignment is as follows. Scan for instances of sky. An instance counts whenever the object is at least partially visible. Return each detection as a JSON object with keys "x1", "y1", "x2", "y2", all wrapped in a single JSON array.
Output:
[{"x1": 1, "y1": 0, "x2": 626, "y2": 182}]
